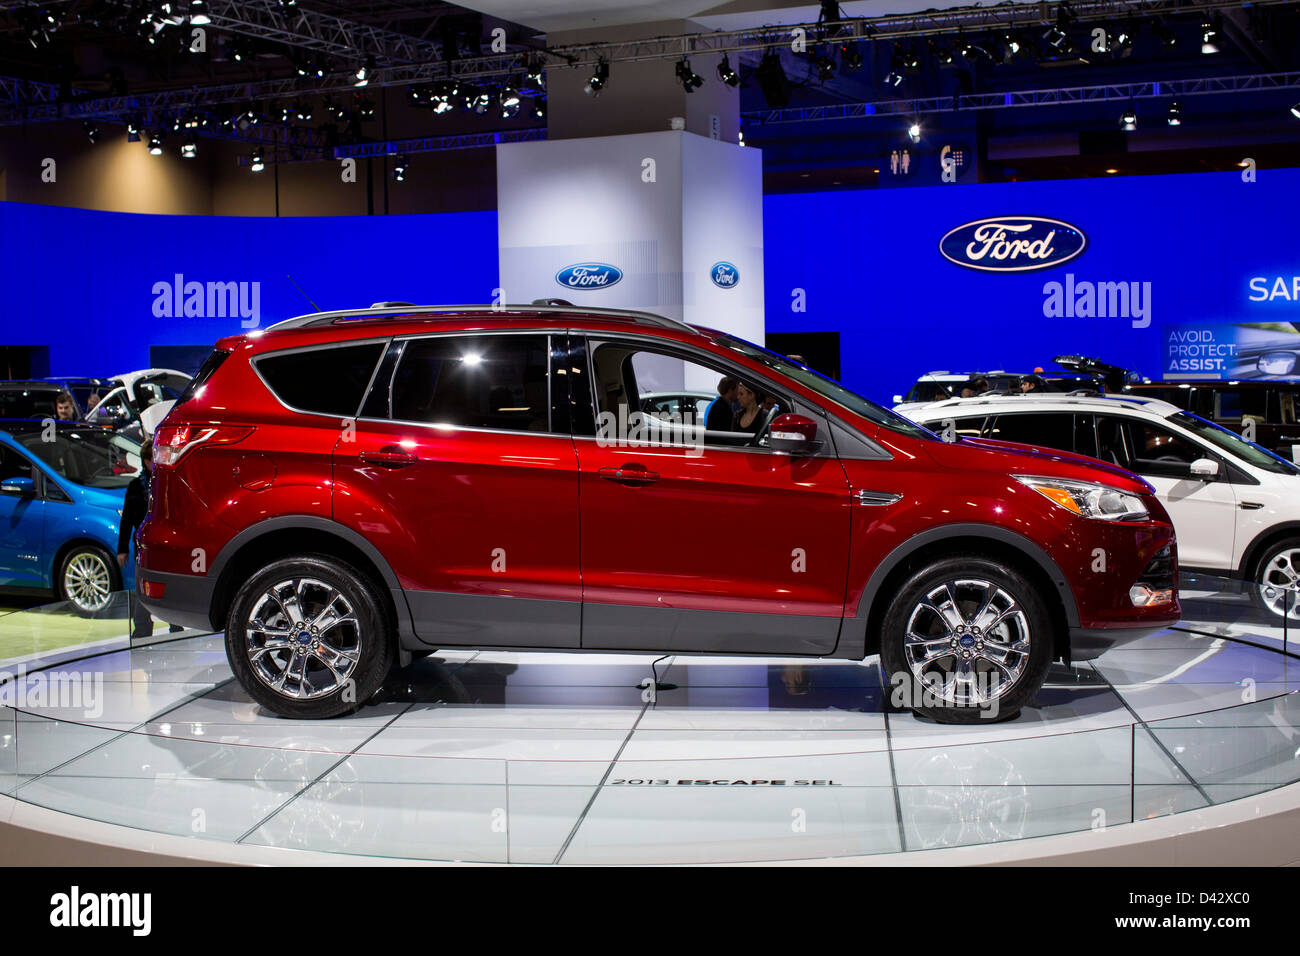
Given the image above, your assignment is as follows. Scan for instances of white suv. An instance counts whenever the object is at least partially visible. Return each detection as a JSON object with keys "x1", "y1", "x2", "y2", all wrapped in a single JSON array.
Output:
[{"x1": 902, "y1": 393, "x2": 1300, "y2": 617}]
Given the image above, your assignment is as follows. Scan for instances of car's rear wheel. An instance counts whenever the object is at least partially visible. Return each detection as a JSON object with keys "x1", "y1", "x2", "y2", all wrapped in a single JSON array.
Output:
[
  {"x1": 1251, "y1": 537, "x2": 1300, "y2": 620},
  {"x1": 58, "y1": 543, "x2": 119, "y2": 617},
  {"x1": 225, "y1": 555, "x2": 394, "y2": 718},
  {"x1": 879, "y1": 556, "x2": 1054, "y2": 724}
]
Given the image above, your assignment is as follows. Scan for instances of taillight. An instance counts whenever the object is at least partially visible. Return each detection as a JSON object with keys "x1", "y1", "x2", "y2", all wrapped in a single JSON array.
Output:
[{"x1": 153, "y1": 424, "x2": 253, "y2": 467}]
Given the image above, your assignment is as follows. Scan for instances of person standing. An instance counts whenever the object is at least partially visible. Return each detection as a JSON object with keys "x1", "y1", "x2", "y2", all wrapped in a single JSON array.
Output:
[{"x1": 118, "y1": 440, "x2": 180, "y2": 638}]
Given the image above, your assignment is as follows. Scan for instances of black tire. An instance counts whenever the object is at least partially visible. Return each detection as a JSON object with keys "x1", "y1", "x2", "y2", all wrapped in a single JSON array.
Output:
[
  {"x1": 225, "y1": 554, "x2": 394, "y2": 718},
  {"x1": 1248, "y1": 536, "x2": 1300, "y2": 620},
  {"x1": 879, "y1": 556, "x2": 1054, "y2": 724},
  {"x1": 57, "y1": 542, "x2": 121, "y2": 617}
]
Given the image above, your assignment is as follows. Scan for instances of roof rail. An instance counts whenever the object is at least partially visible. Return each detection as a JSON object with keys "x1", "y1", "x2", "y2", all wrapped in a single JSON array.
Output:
[{"x1": 263, "y1": 303, "x2": 697, "y2": 334}]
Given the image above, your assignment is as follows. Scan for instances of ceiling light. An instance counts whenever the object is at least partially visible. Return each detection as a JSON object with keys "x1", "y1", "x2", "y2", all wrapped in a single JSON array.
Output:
[
  {"x1": 147, "y1": 132, "x2": 163, "y2": 155},
  {"x1": 907, "y1": 121, "x2": 921, "y2": 143},
  {"x1": 1119, "y1": 108, "x2": 1137, "y2": 131},
  {"x1": 354, "y1": 58, "x2": 372, "y2": 87},
  {"x1": 717, "y1": 53, "x2": 739, "y2": 87},
  {"x1": 585, "y1": 59, "x2": 609, "y2": 96},
  {"x1": 189, "y1": 0, "x2": 210, "y2": 25},
  {"x1": 181, "y1": 137, "x2": 197, "y2": 158},
  {"x1": 1200, "y1": 20, "x2": 1220, "y2": 54},
  {"x1": 840, "y1": 43, "x2": 863, "y2": 71},
  {"x1": 676, "y1": 57, "x2": 703, "y2": 92},
  {"x1": 500, "y1": 87, "x2": 521, "y2": 118},
  {"x1": 1166, "y1": 101, "x2": 1182, "y2": 126},
  {"x1": 82, "y1": 120, "x2": 99, "y2": 143},
  {"x1": 392, "y1": 156, "x2": 407, "y2": 182},
  {"x1": 249, "y1": 149, "x2": 265, "y2": 172}
]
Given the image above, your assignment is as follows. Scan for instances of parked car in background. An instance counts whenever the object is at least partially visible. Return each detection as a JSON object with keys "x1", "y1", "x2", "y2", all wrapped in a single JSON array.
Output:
[
  {"x1": 0, "y1": 381, "x2": 81, "y2": 420},
  {"x1": 1121, "y1": 381, "x2": 1300, "y2": 463},
  {"x1": 84, "y1": 368, "x2": 191, "y2": 440},
  {"x1": 0, "y1": 420, "x2": 142, "y2": 614},
  {"x1": 136, "y1": 303, "x2": 1178, "y2": 724},
  {"x1": 639, "y1": 390, "x2": 714, "y2": 421},
  {"x1": 906, "y1": 392, "x2": 1300, "y2": 619}
]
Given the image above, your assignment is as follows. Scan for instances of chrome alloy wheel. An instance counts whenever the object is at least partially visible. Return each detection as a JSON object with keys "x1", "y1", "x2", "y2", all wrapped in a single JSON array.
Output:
[
  {"x1": 64, "y1": 551, "x2": 113, "y2": 613},
  {"x1": 902, "y1": 578, "x2": 1032, "y2": 707},
  {"x1": 1257, "y1": 548, "x2": 1300, "y2": 619},
  {"x1": 245, "y1": 578, "x2": 363, "y2": 700}
]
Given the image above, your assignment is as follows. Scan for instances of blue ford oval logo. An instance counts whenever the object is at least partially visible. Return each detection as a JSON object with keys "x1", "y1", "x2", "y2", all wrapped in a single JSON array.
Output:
[
  {"x1": 939, "y1": 216, "x2": 1087, "y2": 273},
  {"x1": 555, "y1": 262, "x2": 623, "y2": 290},
  {"x1": 710, "y1": 261, "x2": 740, "y2": 288}
]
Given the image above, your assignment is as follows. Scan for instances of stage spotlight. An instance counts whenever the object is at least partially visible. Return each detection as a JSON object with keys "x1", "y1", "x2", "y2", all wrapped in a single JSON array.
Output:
[
  {"x1": 1166, "y1": 101, "x2": 1182, "y2": 126},
  {"x1": 500, "y1": 86, "x2": 521, "y2": 118},
  {"x1": 585, "y1": 58, "x2": 609, "y2": 96},
  {"x1": 1290, "y1": 102, "x2": 1300, "y2": 120},
  {"x1": 147, "y1": 132, "x2": 163, "y2": 155},
  {"x1": 526, "y1": 56, "x2": 545, "y2": 87},
  {"x1": 531, "y1": 96, "x2": 546, "y2": 120},
  {"x1": 756, "y1": 49, "x2": 791, "y2": 107},
  {"x1": 392, "y1": 156, "x2": 407, "y2": 182},
  {"x1": 357, "y1": 98, "x2": 376, "y2": 120},
  {"x1": 432, "y1": 82, "x2": 457, "y2": 114},
  {"x1": 900, "y1": 45, "x2": 920, "y2": 70},
  {"x1": 82, "y1": 121, "x2": 99, "y2": 144},
  {"x1": 181, "y1": 137, "x2": 197, "y2": 158},
  {"x1": 1154, "y1": 19, "x2": 1177, "y2": 49},
  {"x1": 907, "y1": 121, "x2": 921, "y2": 143},
  {"x1": 354, "y1": 56, "x2": 374, "y2": 87},
  {"x1": 931, "y1": 39, "x2": 954, "y2": 65},
  {"x1": 676, "y1": 57, "x2": 704, "y2": 92},
  {"x1": 1201, "y1": 19, "x2": 1221, "y2": 54},
  {"x1": 812, "y1": 50, "x2": 835, "y2": 82},
  {"x1": 189, "y1": 1, "x2": 210, "y2": 25},
  {"x1": 884, "y1": 54, "x2": 904, "y2": 87},
  {"x1": 1119, "y1": 108, "x2": 1137, "y2": 131},
  {"x1": 468, "y1": 89, "x2": 492, "y2": 114},
  {"x1": 717, "y1": 53, "x2": 739, "y2": 87},
  {"x1": 1001, "y1": 32, "x2": 1021, "y2": 58},
  {"x1": 840, "y1": 43, "x2": 863, "y2": 71},
  {"x1": 249, "y1": 149, "x2": 265, "y2": 172},
  {"x1": 294, "y1": 101, "x2": 312, "y2": 121}
]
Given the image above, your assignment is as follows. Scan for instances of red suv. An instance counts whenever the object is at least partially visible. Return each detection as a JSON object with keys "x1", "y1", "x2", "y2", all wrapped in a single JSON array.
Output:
[{"x1": 137, "y1": 303, "x2": 1179, "y2": 723}]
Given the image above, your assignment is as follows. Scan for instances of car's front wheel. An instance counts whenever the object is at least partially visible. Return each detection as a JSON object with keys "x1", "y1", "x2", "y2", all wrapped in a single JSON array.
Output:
[
  {"x1": 879, "y1": 557, "x2": 1054, "y2": 724},
  {"x1": 225, "y1": 555, "x2": 394, "y2": 718},
  {"x1": 1249, "y1": 537, "x2": 1300, "y2": 620}
]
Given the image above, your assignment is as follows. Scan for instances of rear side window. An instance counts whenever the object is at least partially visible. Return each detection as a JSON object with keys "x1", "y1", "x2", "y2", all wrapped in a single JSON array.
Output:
[
  {"x1": 390, "y1": 334, "x2": 551, "y2": 432},
  {"x1": 256, "y1": 343, "x2": 385, "y2": 416},
  {"x1": 987, "y1": 413, "x2": 1075, "y2": 451},
  {"x1": 175, "y1": 349, "x2": 229, "y2": 406}
]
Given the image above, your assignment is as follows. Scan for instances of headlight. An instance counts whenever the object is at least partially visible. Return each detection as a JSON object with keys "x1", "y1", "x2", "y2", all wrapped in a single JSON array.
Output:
[{"x1": 1014, "y1": 475, "x2": 1149, "y2": 521}]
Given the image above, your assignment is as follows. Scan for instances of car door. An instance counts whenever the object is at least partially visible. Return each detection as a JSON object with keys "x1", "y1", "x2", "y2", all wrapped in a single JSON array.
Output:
[
  {"x1": 1095, "y1": 413, "x2": 1237, "y2": 570},
  {"x1": 573, "y1": 336, "x2": 852, "y2": 655},
  {"x1": 334, "y1": 331, "x2": 582, "y2": 648},
  {"x1": 0, "y1": 441, "x2": 47, "y2": 589}
]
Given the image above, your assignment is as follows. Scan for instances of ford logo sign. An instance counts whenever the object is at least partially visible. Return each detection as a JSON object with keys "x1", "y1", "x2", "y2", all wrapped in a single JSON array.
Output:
[
  {"x1": 709, "y1": 261, "x2": 740, "y2": 288},
  {"x1": 555, "y1": 262, "x2": 623, "y2": 290},
  {"x1": 939, "y1": 216, "x2": 1087, "y2": 273}
]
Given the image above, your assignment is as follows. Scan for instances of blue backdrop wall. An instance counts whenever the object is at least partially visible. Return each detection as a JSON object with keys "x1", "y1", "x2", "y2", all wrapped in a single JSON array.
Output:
[
  {"x1": 0, "y1": 202, "x2": 499, "y2": 376},
  {"x1": 1, "y1": 166, "x2": 1296, "y2": 407},
  {"x1": 763, "y1": 168, "x2": 1300, "y2": 404}
]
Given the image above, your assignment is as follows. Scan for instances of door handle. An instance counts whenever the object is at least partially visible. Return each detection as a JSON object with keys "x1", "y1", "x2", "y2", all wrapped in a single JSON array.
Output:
[
  {"x1": 360, "y1": 447, "x2": 418, "y2": 468},
  {"x1": 599, "y1": 465, "x2": 660, "y2": 486}
]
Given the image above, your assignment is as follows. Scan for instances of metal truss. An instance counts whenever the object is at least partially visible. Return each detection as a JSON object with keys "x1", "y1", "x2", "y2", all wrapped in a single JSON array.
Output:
[
  {"x1": 1, "y1": 0, "x2": 1295, "y2": 125},
  {"x1": 238, "y1": 125, "x2": 548, "y2": 165},
  {"x1": 742, "y1": 70, "x2": 1300, "y2": 123}
]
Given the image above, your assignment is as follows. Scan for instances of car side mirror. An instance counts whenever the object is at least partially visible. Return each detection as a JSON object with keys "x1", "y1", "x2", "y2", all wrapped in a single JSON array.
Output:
[
  {"x1": 1190, "y1": 457, "x2": 1220, "y2": 479},
  {"x1": 0, "y1": 476, "x2": 35, "y2": 496},
  {"x1": 769, "y1": 413, "x2": 819, "y2": 455}
]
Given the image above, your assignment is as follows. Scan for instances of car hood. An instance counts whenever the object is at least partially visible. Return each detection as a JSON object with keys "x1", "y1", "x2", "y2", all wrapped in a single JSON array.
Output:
[
  {"x1": 924, "y1": 436, "x2": 1154, "y2": 494},
  {"x1": 68, "y1": 480, "x2": 128, "y2": 512}
]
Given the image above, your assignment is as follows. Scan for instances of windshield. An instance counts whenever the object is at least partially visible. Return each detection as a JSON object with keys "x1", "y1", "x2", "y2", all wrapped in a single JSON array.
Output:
[
  {"x1": 1170, "y1": 411, "x2": 1300, "y2": 475},
  {"x1": 18, "y1": 428, "x2": 143, "y2": 488},
  {"x1": 714, "y1": 333, "x2": 939, "y2": 440}
]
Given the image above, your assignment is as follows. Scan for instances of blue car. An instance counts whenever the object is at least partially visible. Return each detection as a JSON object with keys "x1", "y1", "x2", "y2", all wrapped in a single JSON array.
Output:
[{"x1": 0, "y1": 420, "x2": 143, "y2": 615}]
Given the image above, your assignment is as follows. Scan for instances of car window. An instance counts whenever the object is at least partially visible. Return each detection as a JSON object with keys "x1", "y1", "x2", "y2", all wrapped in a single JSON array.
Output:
[
  {"x1": 88, "y1": 388, "x2": 135, "y2": 426},
  {"x1": 0, "y1": 387, "x2": 62, "y2": 419},
  {"x1": 0, "y1": 443, "x2": 36, "y2": 488},
  {"x1": 986, "y1": 413, "x2": 1075, "y2": 451},
  {"x1": 1169, "y1": 410, "x2": 1299, "y2": 475},
  {"x1": 389, "y1": 334, "x2": 551, "y2": 433},
  {"x1": 175, "y1": 350, "x2": 229, "y2": 407},
  {"x1": 257, "y1": 342, "x2": 385, "y2": 417},
  {"x1": 17, "y1": 428, "x2": 142, "y2": 489},
  {"x1": 590, "y1": 341, "x2": 789, "y2": 451},
  {"x1": 1095, "y1": 415, "x2": 1207, "y2": 478},
  {"x1": 929, "y1": 415, "x2": 985, "y2": 441}
]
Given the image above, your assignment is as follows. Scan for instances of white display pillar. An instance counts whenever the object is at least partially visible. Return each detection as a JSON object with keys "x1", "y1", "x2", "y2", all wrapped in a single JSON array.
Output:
[{"x1": 495, "y1": 130, "x2": 765, "y2": 347}]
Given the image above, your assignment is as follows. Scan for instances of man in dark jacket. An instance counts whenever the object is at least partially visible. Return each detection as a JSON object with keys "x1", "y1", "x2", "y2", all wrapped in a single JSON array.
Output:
[{"x1": 118, "y1": 441, "x2": 178, "y2": 638}]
